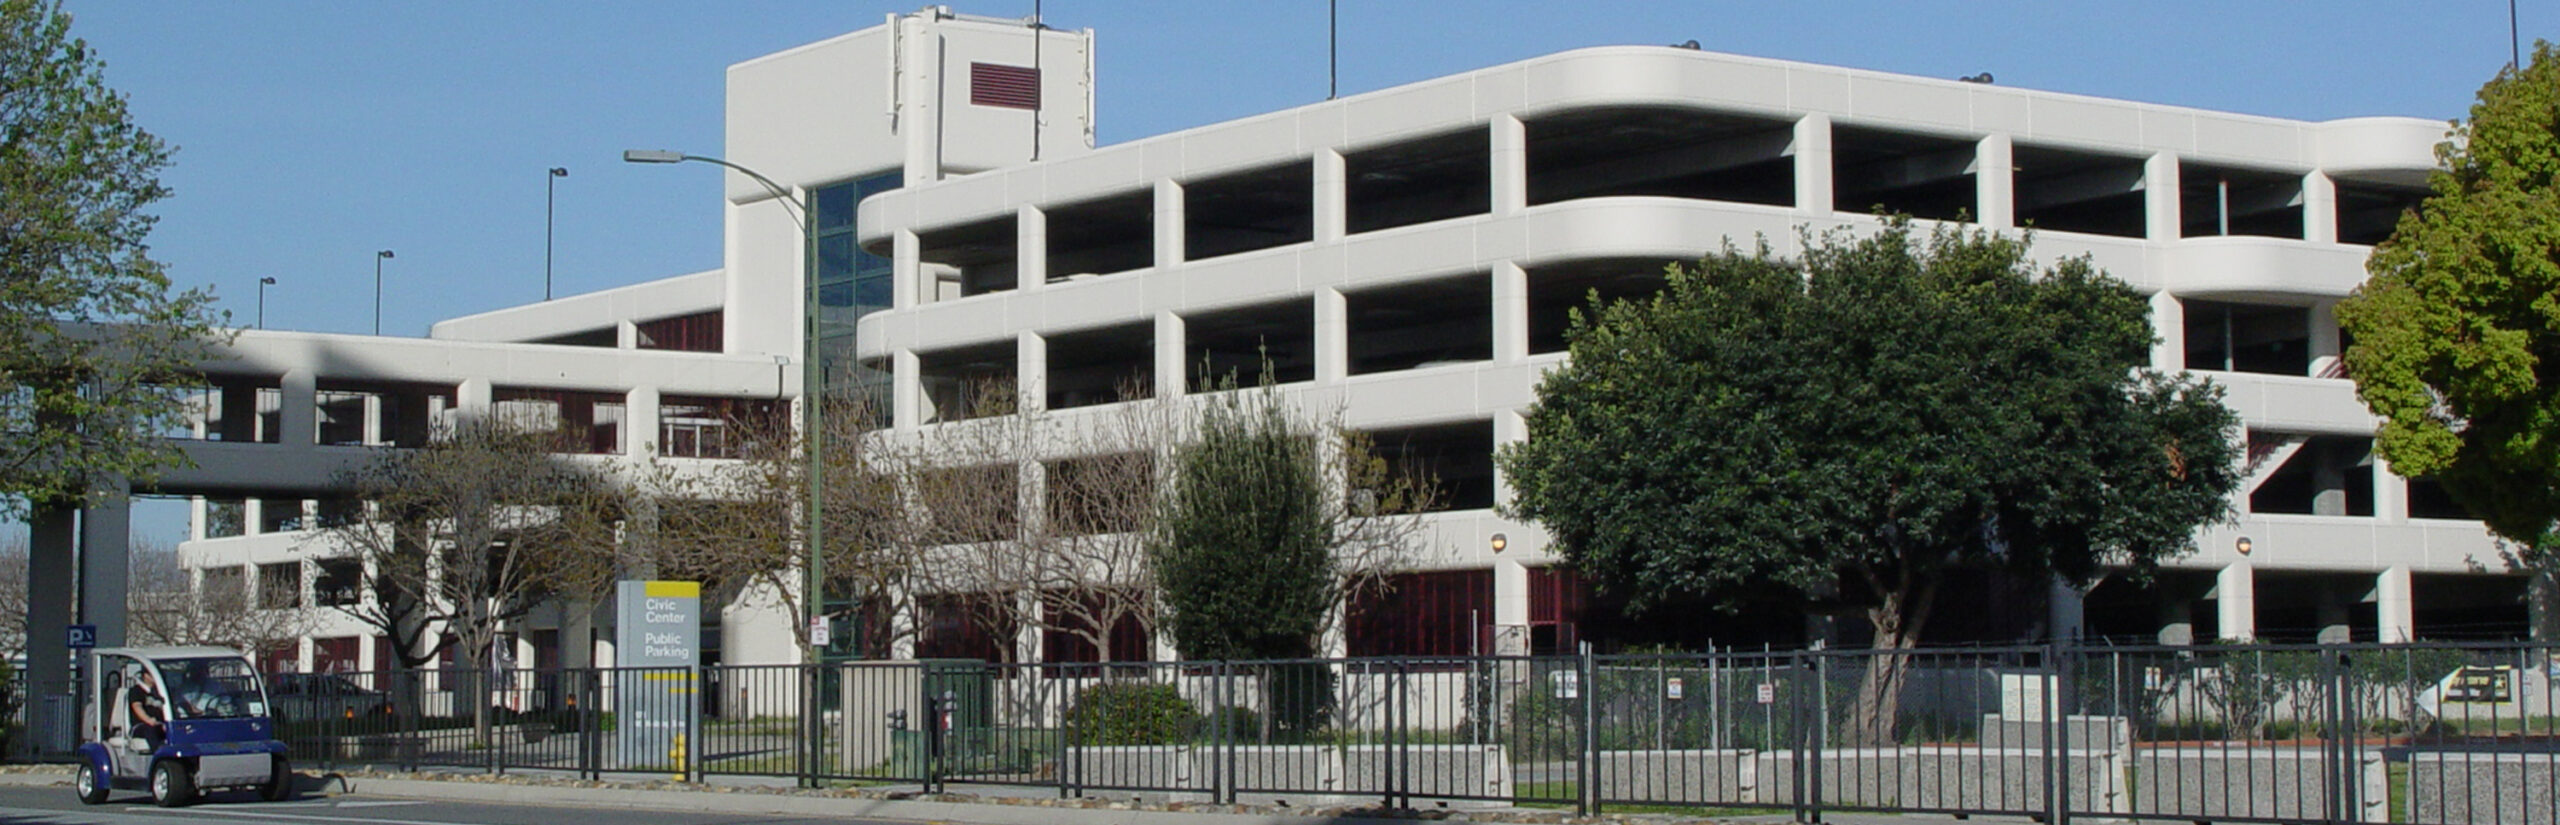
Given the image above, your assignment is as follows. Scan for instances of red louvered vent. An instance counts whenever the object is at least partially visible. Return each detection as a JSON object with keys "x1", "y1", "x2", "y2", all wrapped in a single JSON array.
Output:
[{"x1": 970, "y1": 62, "x2": 1040, "y2": 109}]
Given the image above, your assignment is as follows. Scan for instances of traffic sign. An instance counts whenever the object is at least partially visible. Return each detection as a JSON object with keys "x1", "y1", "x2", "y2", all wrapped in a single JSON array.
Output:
[{"x1": 65, "y1": 625, "x2": 96, "y2": 649}]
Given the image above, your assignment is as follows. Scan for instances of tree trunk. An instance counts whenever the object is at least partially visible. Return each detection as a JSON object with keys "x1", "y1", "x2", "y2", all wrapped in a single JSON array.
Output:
[{"x1": 1848, "y1": 579, "x2": 1935, "y2": 747}]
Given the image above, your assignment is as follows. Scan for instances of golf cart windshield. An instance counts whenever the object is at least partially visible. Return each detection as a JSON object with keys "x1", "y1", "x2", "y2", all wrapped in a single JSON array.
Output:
[{"x1": 156, "y1": 657, "x2": 267, "y2": 720}]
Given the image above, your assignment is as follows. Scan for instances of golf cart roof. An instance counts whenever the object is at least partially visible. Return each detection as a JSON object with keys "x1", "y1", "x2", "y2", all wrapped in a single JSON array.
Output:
[{"x1": 90, "y1": 646, "x2": 248, "y2": 662}]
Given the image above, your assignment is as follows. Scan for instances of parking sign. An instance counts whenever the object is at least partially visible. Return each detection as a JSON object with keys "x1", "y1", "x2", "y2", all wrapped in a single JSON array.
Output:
[{"x1": 65, "y1": 625, "x2": 96, "y2": 649}]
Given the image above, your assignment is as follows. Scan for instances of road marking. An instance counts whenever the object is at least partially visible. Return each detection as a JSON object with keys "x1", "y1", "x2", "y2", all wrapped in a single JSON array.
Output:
[
  {"x1": 334, "y1": 801, "x2": 429, "y2": 808},
  {"x1": 162, "y1": 806, "x2": 468, "y2": 825}
]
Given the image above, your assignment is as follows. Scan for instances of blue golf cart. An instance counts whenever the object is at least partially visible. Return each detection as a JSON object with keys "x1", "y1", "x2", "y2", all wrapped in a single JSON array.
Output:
[{"x1": 73, "y1": 646, "x2": 291, "y2": 807}]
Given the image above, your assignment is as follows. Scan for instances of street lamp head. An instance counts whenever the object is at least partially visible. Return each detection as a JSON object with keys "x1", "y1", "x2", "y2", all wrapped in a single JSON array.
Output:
[
  {"x1": 623, "y1": 149, "x2": 685, "y2": 164},
  {"x1": 550, "y1": 167, "x2": 569, "y2": 177},
  {"x1": 377, "y1": 249, "x2": 395, "y2": 259},
  {"x1": 259, "y1": 277, "x2": 276, "y2": 285}
]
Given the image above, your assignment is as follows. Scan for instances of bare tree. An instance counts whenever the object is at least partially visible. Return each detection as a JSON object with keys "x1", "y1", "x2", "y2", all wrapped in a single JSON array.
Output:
[
  {"x1": 648, "y1": 391, "x2": 909, "y2": 661},
  {"x1": 127, "y1": 538, "x2": 315, "y2": 654},
  {"x1": 317, "y1": 418, "x2": 627, "y2": 739},
  {"x1": 0, "y1": 534, "x2": 25, "y2": 659}
]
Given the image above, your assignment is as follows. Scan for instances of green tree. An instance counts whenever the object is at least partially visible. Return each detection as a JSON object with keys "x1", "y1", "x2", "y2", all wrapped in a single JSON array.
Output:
[
  {"x1": 1147, "y1": 378, "x2": 1434, "y2": 738},
  {"x1": 0, "y1": 0, "x2": 227, "y2": 518},
  {"x1": 2336, "y1": 43, "x2": 2560, "y2": 629},
  {"x1": 1497, "y1": 220, "x2": 2240, "y2": 742}
]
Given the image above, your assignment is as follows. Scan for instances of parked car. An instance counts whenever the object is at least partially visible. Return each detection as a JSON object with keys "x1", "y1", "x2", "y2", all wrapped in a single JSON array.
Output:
[{"x1": 265, "y1": 673, "x2": 390, "y2": 722}]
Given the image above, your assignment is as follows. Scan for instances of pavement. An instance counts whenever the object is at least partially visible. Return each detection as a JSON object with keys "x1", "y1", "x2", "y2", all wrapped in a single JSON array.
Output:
[{"x1": 0, "y1": 765, "x2": 2009, "y2": 825}]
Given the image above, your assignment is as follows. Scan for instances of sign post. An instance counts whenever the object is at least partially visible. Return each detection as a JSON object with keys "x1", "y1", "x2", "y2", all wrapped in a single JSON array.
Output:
[{"x1": 614, "y1": 580, "x2": 700, "y2": 771}]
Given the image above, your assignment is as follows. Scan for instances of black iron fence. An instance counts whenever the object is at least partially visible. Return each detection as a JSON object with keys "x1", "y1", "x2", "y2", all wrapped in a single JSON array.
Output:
[{"x1": 18, "y1": 641, "x2": 2560, "y2": 823}]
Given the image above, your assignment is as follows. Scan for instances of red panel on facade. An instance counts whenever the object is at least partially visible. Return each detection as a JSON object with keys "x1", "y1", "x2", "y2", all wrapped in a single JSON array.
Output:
[
  {"x1": 1348, "y1": 570, "x2": 1493, "y2": 657},
  {"x1": 970, "y1": 62, "x2": 1040, "y2": 109},
  {"x1": 635, "y1": 311, "x2": 723, "y2": 353},
  {"x1": 313, "y1": 636, "x2": 361, "y2": 673}
]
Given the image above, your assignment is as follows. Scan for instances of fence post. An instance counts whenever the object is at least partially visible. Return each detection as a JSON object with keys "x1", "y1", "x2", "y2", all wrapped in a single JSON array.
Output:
[
  {"x1": 1566, "y1": 640, "x2": 1587, "y2": 814},
  {"x1": 1219, "y1": 660, "x2": 1236, "y2": 806},
  {"x1": 2052, "y1": 643, "x2": 2074, "y2": 825}
]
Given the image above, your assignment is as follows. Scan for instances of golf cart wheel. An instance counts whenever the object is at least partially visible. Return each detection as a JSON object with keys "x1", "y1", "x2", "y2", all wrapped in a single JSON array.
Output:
[
  {"x1": 72, "y1": 763, "x2": 107, "y2": 805},
  {"x1": 260, "y1": 756, "x2": 293, "y2": 802},
  {"x1": 149, "y1": 759, "x2": 195, "y2": 808}
]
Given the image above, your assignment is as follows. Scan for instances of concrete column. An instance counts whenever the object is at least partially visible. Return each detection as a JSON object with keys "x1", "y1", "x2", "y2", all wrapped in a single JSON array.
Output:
[
  {"x1": 24, "y1": 505, "x2": 75, "y2": 755},
  {"x1": 1314, "y1": 150, "x2": 1348, "y2": 244},
  {"x1": 2313, "y1": 443, "x2": 2350, "y2": 517},
  {"x1": 280, "y1": 368, "x2": 318, "y2": 448},
  {"x1": 1154, "y1": 311, "x2": 1187, "y2": 398},
  {"x1": 2302, "y1": 170, "x2": 2337, "y2": 244},
  {"x1": 2150, "y1": 290, "x2": 2185, "y2": 372},
  {"x1": 2533, "y1": 562, "x2": 2560, "y2": 642},
  {"x1": 893, "y1": 229, "x2": 921, "y2": 311},
  {"x1": 1493, "y1": 409, "x2": 1527, "y2": 506},
  {"x1": 892, "y1": 348, "x2": 922, "y2": 434},
  {"x1": 1017, "y1": 332, "x2": 1046, "y2": 414},
  {"x1": 1491, "y1": 114, "x2": 1528, "y2": 216},
  {"x1": 1314, "y1": 288, "x2": 1348, "y2": 384},
  {"x1": 2215, "y1": 561, "x2": 2256, "y2": 642},
  {"x1": 1793, "y1": 114, "x2": 1834, "y2": 215},
  {"x1": 2376, "y1": 565, "x2": 2414, "y2": 643},
  {"x1": 456, "y1": 378, "x2": 492, "y2": 417},
  {"x1": 1975, "y1": 134, "x2": 2014, "y2": 229},
  {"x1": 2145, "y1": 152, "x2": 2182, "y2": 240},
  {"x1": 1492, "y1": 263, "x2": 1529, "y2": 363},
  {"x1": 1017, "y1": 204, "x2": 1047, "y2": 290},
  {"x1": 2157, "y1": 590, "x2": 2196, "y2": 646},
  {"x1": 626, "y1": 385, "x2": 660, "y2": 456},
  {"x1": 1492, "y1": 558, "x2": 1529, "y2": 656},
  {"x1": 616, "y1": 320, "x2": 639, "y2": 350},
  {"x1": 78, "y1": 490, "x2": 131, "y2": 647},
  {"x1": 2315, "y1": 581, "x2": 2353, "y2": 644},
  {"x1": 2048, "y1": 576, "x2": 2087, "y2": 642},
  {"x1": 2374, "y1": 453, "x2": 2408, "y2": 521},
  {"x1": 1154, "y1": 179, "x2": 1185, "y2": 270},
  {"x1": 2309, "y1": 300, "x2": 2342, "y2": 378}
]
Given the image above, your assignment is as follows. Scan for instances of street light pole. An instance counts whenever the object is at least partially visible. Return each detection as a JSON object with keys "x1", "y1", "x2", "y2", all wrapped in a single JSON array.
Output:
[
  {"x1": 373, "y1": 250, "x2": 395, "y2": 335},
  {"x1": 626, "y1": 147, "x2": 823, "y2": 789},
  {"x1": 622, "y1": 149, "x2": 822, "y2": 647},
  {"x1": 546, "y1": 167, "x2": 569, "y2": 301},
  {"x1": 256, "y1": 277, "x2": 276, "y2": 329}
]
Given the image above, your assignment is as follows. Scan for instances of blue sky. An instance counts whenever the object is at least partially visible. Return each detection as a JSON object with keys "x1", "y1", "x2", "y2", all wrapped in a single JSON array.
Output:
[{"x1": 31, "y1": 0, "x2": 2554, "y2": 544}]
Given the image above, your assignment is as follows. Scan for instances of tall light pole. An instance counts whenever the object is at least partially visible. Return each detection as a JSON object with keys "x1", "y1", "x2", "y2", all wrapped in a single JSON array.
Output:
[
  {"x1": 546, "y1": 167, "x2": 569, "y2": 300},
  {"x1": 626, "y1": 147, "x2": 821, "y2": 788},
  {"x1": 622, "y1": 148, "x2": 822, "y2": 643},
  {"x1": 255, "y1": 277, "x2": 276, "y2": 329},
  {"x1": 373, "y1": 250, "x2": 395, "y2": 335}
]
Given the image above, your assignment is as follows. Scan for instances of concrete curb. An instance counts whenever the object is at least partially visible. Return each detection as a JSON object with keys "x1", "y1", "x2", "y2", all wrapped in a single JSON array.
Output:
[{"x1": 0, "y1": 767, "x2": 1528, "y2": 825}]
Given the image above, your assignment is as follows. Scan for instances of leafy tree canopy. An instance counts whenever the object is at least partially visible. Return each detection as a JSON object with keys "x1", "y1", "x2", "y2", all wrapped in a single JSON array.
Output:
[
  {"x1": 0, "y1": 0, "x2": 226, "y2": 516},
  {"x1": 2338, "y1": 42, "x2": 2560, "y2": 548},
  {"x1": 1497, "y1": 219, "x2": 2241, "y2": 651}
]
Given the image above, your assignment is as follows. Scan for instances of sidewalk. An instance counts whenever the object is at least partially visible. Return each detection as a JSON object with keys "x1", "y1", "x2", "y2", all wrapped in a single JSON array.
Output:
[{"x1": 0, "y1": 765, "x2": 2006, "y2": 825}]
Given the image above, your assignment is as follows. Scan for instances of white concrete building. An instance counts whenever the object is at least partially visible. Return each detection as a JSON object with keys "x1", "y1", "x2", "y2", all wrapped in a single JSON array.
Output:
[{"x1": 52, "y1": 6, "x2": 2511, "y2": 698}]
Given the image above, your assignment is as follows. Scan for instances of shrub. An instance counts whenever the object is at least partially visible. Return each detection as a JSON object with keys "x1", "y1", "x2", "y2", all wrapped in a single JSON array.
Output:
[
  {"x1": 1067, "y1": 682, "x2": 1196, "y2": 745},
  {"x1": 1192, "y1": 705, "x2": 1261, "y2": 742}
]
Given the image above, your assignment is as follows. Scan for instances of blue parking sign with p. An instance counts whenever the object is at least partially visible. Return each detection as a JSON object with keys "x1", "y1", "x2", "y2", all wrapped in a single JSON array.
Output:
[{"x1": 65, "y1": 625, "x2": 95, "y2": 649}]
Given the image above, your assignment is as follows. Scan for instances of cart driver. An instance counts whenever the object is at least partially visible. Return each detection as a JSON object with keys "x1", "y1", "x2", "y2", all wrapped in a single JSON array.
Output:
[{"x1": 129, "y1": 669, "x2": 168, "y2": 751}]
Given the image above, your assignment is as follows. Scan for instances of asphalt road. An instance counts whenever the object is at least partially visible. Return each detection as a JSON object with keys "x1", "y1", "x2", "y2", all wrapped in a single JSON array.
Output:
[{"x1": 0, "y1": 783, "x2": 909, "y2": 825}]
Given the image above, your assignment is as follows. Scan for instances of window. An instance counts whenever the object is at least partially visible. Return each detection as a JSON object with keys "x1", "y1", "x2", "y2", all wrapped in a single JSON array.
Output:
[
  {"x1": 811, "y1": 173, "x2": 901, "y2": 373},
  {"x1": 205, "y1": 498, "x2": 246, "y2": 539},
  {"x1": 258, "y1": 562, "x2": 303, "y2": 610},
  {"x1": 258, "y1": 498, "x2": 305, "y2": 533},
  {"x1": 316, "y1": 559, "x2": 363, "y2": 607},
  {"x1": 492, "y1": 387, "x2": 625, "y2": 454},
  {"x1": 658, "y1": 396, "x2": 783, "y2": 459},
  {"x1": 201, "y1": 566, "x2": 247, "y2": 607}
]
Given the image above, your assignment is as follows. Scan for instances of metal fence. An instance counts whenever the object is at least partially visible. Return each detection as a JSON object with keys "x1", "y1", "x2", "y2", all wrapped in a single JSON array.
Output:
[{"x1": 18, "y1": 641, "x2": 2560, "y2": 823}]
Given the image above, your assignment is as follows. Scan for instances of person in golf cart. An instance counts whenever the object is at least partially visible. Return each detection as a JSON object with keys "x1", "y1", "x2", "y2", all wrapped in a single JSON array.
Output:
[{"x1": 74, "y1": 646, "x2": 292, "y2": 808}]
